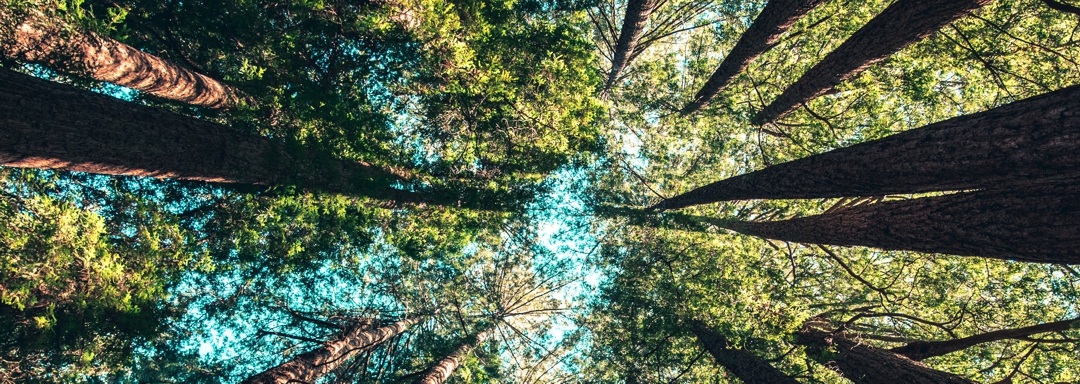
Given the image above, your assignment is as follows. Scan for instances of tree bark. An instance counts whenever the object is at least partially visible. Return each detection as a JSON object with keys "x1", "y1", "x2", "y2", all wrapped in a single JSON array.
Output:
[
  {"x1": 891, "y1": 318, "x2": 1080, "y2": 361},
  {"x1": 2, "y1": 10, "x2": 239, "y2": 108},
  {"x1": 655, "y1": 84, "x2": 1080, "y2": 211},
  {"x1": 688, "y1": 320, "x2": 800, "y2": 384},
  {"x1": 726, "y1": 183, "x2": 1080, "y2": 264},
  {"x1": 681, "y1": 0, "x2": 826, "y2": 115},
  {"x1": 797, "y1": 327, "x2": 975, "y2": 384},
  {"x1": 412, "y1": 326, "x2": 493, "y2": 384},
  {"x1": 0, "y1": 68, "x2": 501, "y2": 207},
  {"x1": 241, "y1": 318, "x2": 418, "y2": 384},
  {"x1": 605, "y1": 0, "x2": 657, "y2": 89},
  {"x1": 753, "y1": 0, "x2": 993, "y2": 125}
]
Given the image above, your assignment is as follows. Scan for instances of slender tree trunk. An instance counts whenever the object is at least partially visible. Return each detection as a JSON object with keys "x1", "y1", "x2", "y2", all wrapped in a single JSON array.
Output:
[
  {"x1": 241, "y1": 318, "x2": 418, "y2": 384},
  {"x1": 413, "y1": 326, "x2": 493, "y2": 384},
  {"x1": 655, "y1": 84, "x2": 1080, "y2": 211},
  {"x1": 688, "y1": 320, "x2": 800, "y2": 384},
  {"x1": 605, "y1": 0, "x2": 657, "y2": 89},
  {"x1": 681, "y1": 0, "x2": 826, "y2": 115},
  {"x1": 891, "y1": 318, "x2": 1080, "y2": 361},
  {"x1": 753, "y1": 0, "x2": 992, "y2": 125},
  {"x1": 797, "y1": 327, "x2": 975, "y2": 384},
  {"x1": 2, "y1": 10, "x2": 239, "y2": 108},
  {"x1": 726, "y1": 183, "x2": 1080, "y2": 263},
  {"x1": 0, "y1": 68, "x2": 516, "y2": 208}
]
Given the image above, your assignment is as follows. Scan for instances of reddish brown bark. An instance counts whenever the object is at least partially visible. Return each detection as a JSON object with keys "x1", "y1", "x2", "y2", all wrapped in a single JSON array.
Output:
[
  {"x1": 681, "y1": 0, "x2": 826, "y2": 115},
  {"x1": 605, "y1": 0, "x2": 657, "y2": 89},
  {"x1": 891, "y1": 318, "x2": 1080, "y2": 361},
  {"x1": 241, "y1": 318, "x2": 418, "y2": 384},
  {"x1": 798, "y1": 327, "x2": 975, "y2": 384},
  {"x1": 0, "y1": 67, "x2": 436, "y2": 204},
  {"x1": 655, "y1": 84, "x2": 1080, "y2": 211},
  {"x1": 753, "y1": 0, "x2": 992, "y2": 125},
  {"x1": 727, "y1": 183, "x2": 1080, "y2": 264},
  {"x1": 688, "y1": 320, "x2": 800, "y2": 384},
  {"x1": 2, "y1": 11, "x2": 239, "y2": 108},
  {"x1": 413, "y1": 327, "x2": 493, "y2": 384}
]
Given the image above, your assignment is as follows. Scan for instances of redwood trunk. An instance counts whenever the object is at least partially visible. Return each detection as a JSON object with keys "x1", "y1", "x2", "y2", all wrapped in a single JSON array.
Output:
[
  {"x1": 753, "y1": 0, "x2": 992, "y2": 125},
  {"x1": 0, "y1": 68, "x2": 451, "y2": 204},
  {"x1": 681, "y1": 0, "x2": 826, "y2": 114},
  {"x1": 413, "y1": 327, "x2": 492, "y2": 384},
  {"x1": 3, "y1": 12, "x2": 239, "y2": 108},
  {"x1": 727, "y1": 183, "x2": 1080, "y2": 264},
  {"x1": 241, "y1": 318, "x2": 418, "y2": 384},
  {"x1": 656, "y1": 84, "x2": 1080, "y2": 210},
  {"x1": 688, "y1": 320, "x2": 800, "y2": 384},
  {"x1": 605, "y1": 0, "x2": 657, "y2": 89},
  {"x1": 797, "y1": 328, "x2": 975, "y2": 384},
  {"x1": 891, "y1": 318, "x2": 1080, "y2": 361}
]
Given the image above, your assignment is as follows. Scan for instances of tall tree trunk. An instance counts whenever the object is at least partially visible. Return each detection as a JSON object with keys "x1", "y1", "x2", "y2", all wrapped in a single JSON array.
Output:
[
  {"x1": 655, "y1": 84, "x2": 1080, "y2": 211},
  {"x1": 681, "y1": 0, "x2": 826, "y2": 115},
  {"x1": 726, "y1": 183, "x2": 1080, "y2": 264},
  {"x1": 753, "y1": 0, "x2": 992, "y2": 125},
  {"x1": 2, "y1": 11, "x2": 239, "y2": 108},
  {"x1": 241, "y1": 318, "x2": 418, "y2": 384},
  {"x1": 605, "y1": 0, "x2": 657, "y2": 89},
  {"x1": 891, "y1": 318, "x2": 1080, "y2": 361},
  {"x1": 797, "y1": 327, "x2": 975, "y2": 384},
  {"x1": 688, "y1": 320, "x2": 800, "y2": 384},
  {"x1": 412, "y1": 326, "x2": 493, "y2": 384},
  {"x1": 0, "y1": 68, "x2": 517, "y2": 208}
]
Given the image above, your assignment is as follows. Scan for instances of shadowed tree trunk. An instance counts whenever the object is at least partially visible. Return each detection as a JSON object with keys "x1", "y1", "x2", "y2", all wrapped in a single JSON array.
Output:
[
  {"x1": 605, "y1": 0, "x2": 657, "y2": 89},
  {"x1": 655, "y1": 84, "x2": 1080, "y2": 211},
  {"x1": 797, "y1": 327, "x2": 975, "y2": 384},
  {"x1": 0, "y1": 68, "x2": 519, "y2": 209},
  {"x1": 413, "y1": 326, "x2": 493, "y2": 384},
  {"x1": 2, "y1": 11, "x2": 240, "y2": 108},
  {"x1": 688, "y1": 320, "x2": 800, "y2": 384},
  {"x1": 241, "y1": 318, "x2": 418, "y2": 384},
  {"x1": 681, "y1": 0, "x2": 826, "y2": 115},
  {"x1": 891, "y1": 318, "x2": 1080, "y2": 361},
  {"x1": 753, "y1": 0, "x2": 993, "y2": 125},
  {"x1": 726, "y1": 183, "x2": 1080, "y2": 263}
]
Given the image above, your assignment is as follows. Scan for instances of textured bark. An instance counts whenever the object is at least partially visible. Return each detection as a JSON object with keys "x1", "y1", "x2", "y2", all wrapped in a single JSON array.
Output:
[
  {"x1": 681, "y1": 0, "x2": 826, "y2": 115},
  {"x1": 688, "y1": 320, "x2": 800, "y2": 384},
  {"x1": 0, "y1": 68, "x2": 432, "y2": 204},
  {"x1": 413, "y1": 327, "x2": 492, "y2": 384},
  {"x1": 655, "y1": 84, "x2": 1080, "y2": 210},
  {"x1": 798, "y1": 328, "x2": 975, "y2": 384},
  {"x1": 753, "y1": 0, "x2": 993, "y2": 125},
  {"x1": 891, "y1": 318, "x2": 1080, "y2": 361},
  {"x1": 2, "y1": 11, "x2": 239, "y2": 108},
  {"x1": 727, "y1": 183, "x2": 1080, "y2": 264},
  {"x1": 605, "y1": 0, "x2": 657, "y2": 89},
  {"x1": 241, "y1": 318, "x2": 418, "y2": 384}
]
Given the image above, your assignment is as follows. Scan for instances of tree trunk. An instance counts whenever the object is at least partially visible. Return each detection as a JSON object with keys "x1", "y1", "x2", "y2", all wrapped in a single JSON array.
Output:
[
  {"x1": 726, "y1": 183, "x2": 1080, "y2": 264},
  {"x1": 753, "y1": 0, "x2": 992, "y2": 125},
  {"x1": 797, "y1": 327, "x2": 975, "y2": 384},
  {"x1": 241, "y1": 318, "x2": 418, "y2": 384},
  {"x1": 681, "y1": 0, "x2": 826, "y2": 115},
  {"x1": 688, "y1": 320, "x2": 800, "y2": 384},
  {"x1": 655, "y1": 84, "x2": 1080, "y2": 210},
  {"x1": 891, "y1": 318, "x2": 1080, "y2": 361},
  {"x1": 605, "y1": 0, "x2": 657, "y2": 89},
  {"x1": 2, "y1": 11, "x2": 239, "y2": 108},
  {"x1": 0, "y1": 68, "x2": 510, "y2": 207},
  {"x1": 412, "y1": 326, "x2": 493, "y2": 384}
]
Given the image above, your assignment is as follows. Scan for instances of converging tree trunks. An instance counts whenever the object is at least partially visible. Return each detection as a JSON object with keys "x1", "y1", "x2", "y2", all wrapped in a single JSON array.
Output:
[
  {"x1": 727, "y1": 183, "x2": 1080, "y2": 263},
  {"x1": 688, "y1": 320, "x2": 800, "y2": 384},
  {"x1": 655, "y1": 84, "x2": 1080, "y2": 210},
  {"x1": 681, "y1": 0, "x2": 826, "y2": 115},
  {"x1": 798, "y1": 326, "x2": 976, "y2": 384},
  {"x1": 753, "y1": 0, "x2": 993, "y2": 125}
]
